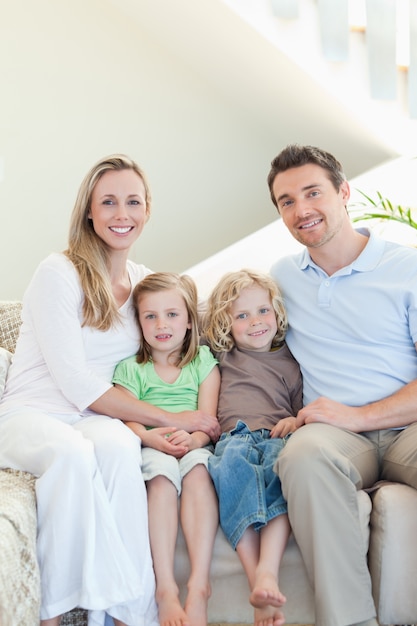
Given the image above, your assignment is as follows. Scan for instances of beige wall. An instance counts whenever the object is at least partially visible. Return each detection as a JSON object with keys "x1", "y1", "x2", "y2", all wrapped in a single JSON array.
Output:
[{"x1": 0, "y1": 0, "x2": 395, "y2": 299}]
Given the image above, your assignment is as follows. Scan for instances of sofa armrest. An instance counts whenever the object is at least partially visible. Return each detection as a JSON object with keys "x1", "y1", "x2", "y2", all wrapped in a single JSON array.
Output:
[{"x1": 368, "y1": 481, "x2": 417, "y2": 626}]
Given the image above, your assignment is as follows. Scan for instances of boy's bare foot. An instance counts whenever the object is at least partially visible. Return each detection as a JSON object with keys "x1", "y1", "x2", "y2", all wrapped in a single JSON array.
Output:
[
  {"x1": 156, "y1": 588, "x2": 190, "y2": 626},
  {"x1": 254, "y1": 604, "x2": 286, "y2": 626},
  {"x1": 184, "y1": 583, "x2": 211, "y2": 626},
  {"x1": 250, "y1": 572, "x2": 286, "y2": 609}
]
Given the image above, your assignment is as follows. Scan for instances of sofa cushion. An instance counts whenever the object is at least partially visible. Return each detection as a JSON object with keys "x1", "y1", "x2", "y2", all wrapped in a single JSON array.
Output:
[
  {"x1": 173, "y1": 489, "x2": 372, "y2": 624},
  {"x1": 0, "y1": 301, "x2": 22, "y2": 353}
]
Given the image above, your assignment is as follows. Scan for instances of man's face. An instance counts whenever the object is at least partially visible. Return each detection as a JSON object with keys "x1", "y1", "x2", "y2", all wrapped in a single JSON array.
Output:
[{"x1": 271, "y1": 163, "x2": 350, "y2": 249}]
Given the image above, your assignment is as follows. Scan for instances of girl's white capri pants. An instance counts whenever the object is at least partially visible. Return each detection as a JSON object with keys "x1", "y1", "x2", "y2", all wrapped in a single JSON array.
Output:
[{"x1": 141, "y1": 446, "x2": 213, "y2": 494}]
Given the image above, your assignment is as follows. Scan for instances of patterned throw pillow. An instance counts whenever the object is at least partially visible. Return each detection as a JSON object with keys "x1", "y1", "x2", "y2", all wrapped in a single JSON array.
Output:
[
  {"x1": 0, "y1": 301, "x2": 22, "y2": 353},
  {"x1": 0, "y1": 346, "x2": 12, "y2": 399}
]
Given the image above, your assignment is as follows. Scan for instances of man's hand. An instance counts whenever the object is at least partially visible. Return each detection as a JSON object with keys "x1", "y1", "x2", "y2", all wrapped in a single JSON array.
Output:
[{"x1": 296, "y1": 397, "x2": 364, "y2": 432}]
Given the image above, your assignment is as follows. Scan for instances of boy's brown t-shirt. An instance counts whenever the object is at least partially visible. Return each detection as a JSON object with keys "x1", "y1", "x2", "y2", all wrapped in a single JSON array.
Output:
[{"x1": 215, "y1": 343, "x2": 303, "y2": 434}]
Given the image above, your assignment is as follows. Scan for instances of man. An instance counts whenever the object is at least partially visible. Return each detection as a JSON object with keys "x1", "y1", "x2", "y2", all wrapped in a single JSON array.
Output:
[{"x1": 268, "y1": 144, "x2": 417, "y2": 626}]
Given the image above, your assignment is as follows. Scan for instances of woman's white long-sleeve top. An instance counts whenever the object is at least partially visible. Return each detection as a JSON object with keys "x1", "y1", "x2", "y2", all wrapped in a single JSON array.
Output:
[{"x1": 1, "y1": 252, "x2": 151, "y2": 415}]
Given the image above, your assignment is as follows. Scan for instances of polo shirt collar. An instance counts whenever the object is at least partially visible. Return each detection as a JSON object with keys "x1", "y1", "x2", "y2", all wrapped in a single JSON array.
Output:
[{"x1": 298, "y1": 227, "x2": 386, "y2": 274}]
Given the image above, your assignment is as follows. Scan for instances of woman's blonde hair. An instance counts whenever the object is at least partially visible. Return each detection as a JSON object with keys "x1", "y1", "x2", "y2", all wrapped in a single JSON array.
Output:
[
  {"x1": 64, "y1": 154, "x2": 151, "y2": 331},
  {"x1": 202, "y1": 269, "x2": 287, "y2": 352},
  {"x1": 133, "y1": 272, "x2": 200, "y2": 368}
]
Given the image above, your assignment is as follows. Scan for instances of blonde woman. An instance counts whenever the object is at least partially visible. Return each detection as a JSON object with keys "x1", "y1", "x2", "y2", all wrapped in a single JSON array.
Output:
[
  {"x1": 202, "y1": 269, "x2": 302, "y2": 626},
  {"x1": 0, "y1": 155, "x2": 219, "y2": 626},
  {"x1": 113, "y1": 272, "x2": 220, "y2": 626}
]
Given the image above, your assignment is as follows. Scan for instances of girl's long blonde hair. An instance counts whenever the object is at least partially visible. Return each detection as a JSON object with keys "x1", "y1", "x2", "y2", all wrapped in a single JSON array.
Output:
[
  {"x1": 133, "y1": 272, "x2": 200, "y2": 368},
  {"x1": 64, "y1": 154, "x2": 151, "y2": 331},
  {"x1": 202, "y1": 269, "x2": 288, "y2": 352}
]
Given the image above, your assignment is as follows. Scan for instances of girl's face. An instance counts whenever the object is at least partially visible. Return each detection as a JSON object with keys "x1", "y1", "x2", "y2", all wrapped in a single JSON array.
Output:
[
  {"x1": 230, "y1": 285, "x2": 278, "y2": 352},
  {"x1": 88, "y1": 169, "x2": 149, "y2": 253},
  {"x1": 138, "y1": 289, "x2": 191, "y2": 360}
]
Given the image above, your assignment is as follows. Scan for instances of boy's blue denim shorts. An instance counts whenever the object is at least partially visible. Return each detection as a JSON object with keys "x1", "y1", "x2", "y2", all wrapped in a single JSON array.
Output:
[{"x1": 208, "y1": 420, "x2": 288, "y2": 549}]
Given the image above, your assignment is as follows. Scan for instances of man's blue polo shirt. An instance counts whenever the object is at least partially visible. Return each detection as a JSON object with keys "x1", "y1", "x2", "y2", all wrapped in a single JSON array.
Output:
[{"x1": 271, "y1": 229, "x2": 417, "y2": 407}]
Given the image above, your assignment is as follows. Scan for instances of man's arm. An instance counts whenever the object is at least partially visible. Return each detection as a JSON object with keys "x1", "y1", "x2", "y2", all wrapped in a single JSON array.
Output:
[{"x1": 296, "y1": 376, "x2": 417, "y2": 432}]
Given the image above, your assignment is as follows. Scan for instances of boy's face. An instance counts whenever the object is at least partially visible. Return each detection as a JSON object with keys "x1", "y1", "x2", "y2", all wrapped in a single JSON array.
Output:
[{"x1": 230, "y1": 286, "x2": 278, "y2": 352}]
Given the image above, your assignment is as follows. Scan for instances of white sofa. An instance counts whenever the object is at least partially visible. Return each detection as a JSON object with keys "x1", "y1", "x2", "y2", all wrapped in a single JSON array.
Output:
[{"x1": 1, "y1": 300, "x2": 417, "y2": 626}]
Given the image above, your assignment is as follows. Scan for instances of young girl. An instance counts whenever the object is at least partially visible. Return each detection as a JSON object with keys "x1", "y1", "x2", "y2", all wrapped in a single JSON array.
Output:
[
  {"x1": 112, "y1": 272, "x2": 220, "y2": 626},
  {"x1": 201, "y1": 269, "x2": 303, "y2": 626}
]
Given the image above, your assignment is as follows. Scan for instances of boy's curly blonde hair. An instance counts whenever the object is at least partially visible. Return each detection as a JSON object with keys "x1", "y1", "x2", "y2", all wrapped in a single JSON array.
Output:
[{"x1": 201, "y1": 269, "x2": 288, "y2": 352}]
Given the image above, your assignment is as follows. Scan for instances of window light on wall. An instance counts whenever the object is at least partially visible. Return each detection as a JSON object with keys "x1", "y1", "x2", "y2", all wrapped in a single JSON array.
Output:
[{"x1": 272, "y1": 0, "x2": 417, "y2": 118}]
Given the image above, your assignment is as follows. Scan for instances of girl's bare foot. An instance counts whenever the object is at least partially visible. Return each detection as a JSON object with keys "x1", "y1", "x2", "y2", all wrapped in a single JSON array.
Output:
[
  {"x1": 254, "y1": 604, "x2": 286, "y2": 626},
  {"x1": 184, "y1": 583, "x2": 211, "y2": 626},
  {"x1": 156, "y1": 588, "x2": 190, "y2": 626},
  {"x1": 250, "y1": 572, "x2": 286, "y2": 609}
]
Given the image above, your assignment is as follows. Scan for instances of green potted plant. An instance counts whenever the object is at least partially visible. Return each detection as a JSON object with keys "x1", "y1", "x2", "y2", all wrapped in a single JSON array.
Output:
[{"x1": 350, "y1": 190, "x2": 417, "y2": 233}]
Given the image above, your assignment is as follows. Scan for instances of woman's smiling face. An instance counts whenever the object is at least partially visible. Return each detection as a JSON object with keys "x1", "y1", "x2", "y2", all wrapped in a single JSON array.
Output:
[{"x1": 88, "y1": 168, "x2": 149, "y2": 252}]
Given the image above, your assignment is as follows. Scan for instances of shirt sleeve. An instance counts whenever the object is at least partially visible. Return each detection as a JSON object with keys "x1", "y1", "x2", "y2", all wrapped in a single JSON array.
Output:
[
  {"x1": 24, "y1": 254, "x2": 112, "y2": 410},
  {"x1": 195, "y1": 345, "x2": 218, "y2": 384},
  {"x1": 112, "y1": 357, "x2": 143, "y2": 399}
]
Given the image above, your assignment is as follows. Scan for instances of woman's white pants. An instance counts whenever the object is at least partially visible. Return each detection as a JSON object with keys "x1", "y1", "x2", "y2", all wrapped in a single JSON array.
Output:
[{"x1": 0, "y1": 408, "x2": 158, "y2": 626}]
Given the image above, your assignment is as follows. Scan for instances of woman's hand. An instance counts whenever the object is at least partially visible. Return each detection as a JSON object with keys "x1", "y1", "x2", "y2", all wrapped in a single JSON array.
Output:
[{"x1": 169, "y1": 410, "x2": 221, "y2": 442}]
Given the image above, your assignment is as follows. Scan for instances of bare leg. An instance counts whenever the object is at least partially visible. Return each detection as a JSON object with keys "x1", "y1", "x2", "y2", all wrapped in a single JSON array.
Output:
[
  {"x1": 236, "y1": 525, "x2": 260, "y2": 590},
  {"x1": 180, "y1": 465, "x2": 219, "y2": 626},
  {"x1": 147, "y1": 475, "x2": 189, "y2": 626},
  {"x1": 236, "y1": 515, "x2": 290, "y2": 626},
  {"x1": 250, "y1": 514, "x2": 289, "y2": 608},
  {"x1": 40, "y1": 618, "x2": 61, "y2": 626}
]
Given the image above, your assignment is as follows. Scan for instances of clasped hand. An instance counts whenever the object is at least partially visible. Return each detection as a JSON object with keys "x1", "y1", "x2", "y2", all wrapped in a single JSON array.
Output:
[
  {"x1": 143, "y1": 427, "x2": 193, "y2": 458},
  {"x1": 177, "y1": 410, "x2": 220, "y2": 442}
]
